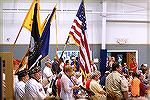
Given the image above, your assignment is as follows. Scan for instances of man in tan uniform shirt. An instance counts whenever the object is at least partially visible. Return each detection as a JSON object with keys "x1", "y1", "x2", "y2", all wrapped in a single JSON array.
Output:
[
  {"x1": 106, "y1": 62, "x2": 128, "y2": 100},
  {"x1": 90, "y1": 70, "x2": 106, "y2": 100}
]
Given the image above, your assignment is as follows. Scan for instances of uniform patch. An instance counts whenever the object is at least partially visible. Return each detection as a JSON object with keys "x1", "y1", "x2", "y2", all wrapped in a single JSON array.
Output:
[
  {"x1": 39, "y1": 88, "x2": 42, "y2": 92},
  {"x1": 120, "y1": 75, "x2": 125, "y2": 79}
]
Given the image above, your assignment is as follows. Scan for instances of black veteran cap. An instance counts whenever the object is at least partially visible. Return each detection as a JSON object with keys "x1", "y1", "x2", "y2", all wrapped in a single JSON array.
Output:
[
  {"x1": 29, "y1": 64, "x2": 41, "y2": 75},
  {"x1": 16, "y1": 69, "x2": 28, "y2": 80}
]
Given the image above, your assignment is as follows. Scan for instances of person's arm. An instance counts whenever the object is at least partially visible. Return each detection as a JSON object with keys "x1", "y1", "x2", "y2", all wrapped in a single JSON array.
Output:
[
  {"x1": 71, "y1": 85, "x2": 79, "y2": 90},
  {"x1": 120, "y1": 76, "x2": 129, "y2": 100},
  {"x1": 15, "y1": 84, "x2": 25, "y2": 98},
  {"x1": 41, "y1": 79, "x2": 49, "y2": 87},
  {"x1": 91, "y1": 82, "x2": 105, "y2": 95}
]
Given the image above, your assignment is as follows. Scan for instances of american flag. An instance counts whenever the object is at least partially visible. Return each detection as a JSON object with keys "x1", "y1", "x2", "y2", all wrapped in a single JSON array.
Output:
[{"x1": 69, "y1": 1, "x2": 91, "y2": 74}]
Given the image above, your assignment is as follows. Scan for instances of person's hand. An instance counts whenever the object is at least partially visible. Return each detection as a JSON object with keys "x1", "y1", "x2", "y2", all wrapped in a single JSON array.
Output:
[
  {"x1": 72, "y1": 85, "x2": 79, "y2": 90},
  {"x1": 42, "y1": 79, "x2": 49, "y2": 87}
]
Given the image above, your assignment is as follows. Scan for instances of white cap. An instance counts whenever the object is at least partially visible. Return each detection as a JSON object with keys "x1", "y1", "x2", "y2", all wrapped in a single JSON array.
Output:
[
  {"x1": 72, "y1": 57, "x2": 76, "y2": 60},
  {"x1": 45, "y1": 59, "x2": 52, "y2": 64},
  {"x1": 144, "y1": 64, "x2": 147, "y2": 67},
  {"x1": 105, "y1": 71, "x2": 110, "y2": 74}
]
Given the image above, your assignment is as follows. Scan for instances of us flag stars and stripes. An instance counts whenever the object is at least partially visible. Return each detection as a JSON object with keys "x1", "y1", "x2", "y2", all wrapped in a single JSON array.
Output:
[{"x1": 69, "y1": 1, "x2": 92, "y2": 75}]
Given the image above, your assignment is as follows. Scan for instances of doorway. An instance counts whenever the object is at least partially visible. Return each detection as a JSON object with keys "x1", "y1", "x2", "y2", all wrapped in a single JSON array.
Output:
[{"x1": 107, "y1": 50, "x2": 138, "y2": 66}]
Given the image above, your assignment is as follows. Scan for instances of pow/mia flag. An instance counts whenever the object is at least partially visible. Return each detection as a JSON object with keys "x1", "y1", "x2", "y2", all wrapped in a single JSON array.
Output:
[{"x1": 28, "y1": 3, "x2": 42, "y2": 70}]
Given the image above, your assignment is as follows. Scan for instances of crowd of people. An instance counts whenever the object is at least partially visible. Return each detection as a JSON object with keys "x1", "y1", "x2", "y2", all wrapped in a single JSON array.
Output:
[
  {"x1": 105, "y1": 56, "x2": 149, "y2": 100},
  {"x1": 2, "y1": 56, "x2": 150, "y2": 100}
]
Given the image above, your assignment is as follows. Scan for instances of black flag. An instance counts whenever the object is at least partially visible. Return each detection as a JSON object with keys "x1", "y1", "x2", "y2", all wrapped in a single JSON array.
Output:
[{"x1": 28, "y1": 3, "x2": 42, "y2": 70}]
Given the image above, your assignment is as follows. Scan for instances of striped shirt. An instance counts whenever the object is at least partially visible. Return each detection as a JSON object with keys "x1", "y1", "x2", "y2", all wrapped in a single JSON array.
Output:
[
  {"x1": 25, "y1": 78, "x2": 47, "y2": 100},
  {"x1": 15, "y1": 81, "x2": 26, "y2": 100}
]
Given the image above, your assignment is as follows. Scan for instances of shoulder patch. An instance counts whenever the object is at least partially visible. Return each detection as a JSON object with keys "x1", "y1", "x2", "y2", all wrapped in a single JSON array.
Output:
[
  {"x1": 39, "y1": 88, "x2": 42, "y2": 92},
  {"x1": 120, "y1": 75, "x2": 125, "y2": 79}
]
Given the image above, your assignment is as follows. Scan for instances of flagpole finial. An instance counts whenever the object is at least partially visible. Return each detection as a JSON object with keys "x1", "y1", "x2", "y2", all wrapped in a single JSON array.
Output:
[
  {"x1": 55, "y1": 3, "x2": 57, "y2": 8},
  {"x1": 36, "y1": 0, "x2": 39, "y2": 3}
]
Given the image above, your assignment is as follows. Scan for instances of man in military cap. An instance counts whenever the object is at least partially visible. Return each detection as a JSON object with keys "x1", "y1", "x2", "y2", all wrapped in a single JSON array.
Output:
[
  {"x1": 105, "y1": 62, "x2": 128, "y2": 100},
  {"x1": 14, "y1": 69, "x2": 29, "y2": 100},
  {"x1": 25, "y1": 63, "x2": 49, "y2": 100}
]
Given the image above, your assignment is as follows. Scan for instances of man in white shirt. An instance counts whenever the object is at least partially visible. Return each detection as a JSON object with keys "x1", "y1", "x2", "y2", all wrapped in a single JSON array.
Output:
[
  {"x1": 43, "y1": 60, "x2": 53, "y2": 81},
  {"x1": 15, "y1": 69, "x2": 29, "y2": 100},
  {"x1": 43, "y1": 60, "x2": 53, "y2": 94},
  {"x1": 25, "y1": 64, "x2": 49, "y2": 100}
]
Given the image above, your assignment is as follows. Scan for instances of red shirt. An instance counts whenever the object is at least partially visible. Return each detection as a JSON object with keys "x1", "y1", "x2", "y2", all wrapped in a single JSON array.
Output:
[
  {"x1": 86, "y1": 79, "x2": 91, "y2": 89},
  {"x1": 85, "y1": 79, "x2": 92, "y2": 96},
  {"x1": 56, "y1": 78, "x2": 61, "y2": 97},
  {"x1": 130, "y1": 62, "x2": 137, "y2": 73}
]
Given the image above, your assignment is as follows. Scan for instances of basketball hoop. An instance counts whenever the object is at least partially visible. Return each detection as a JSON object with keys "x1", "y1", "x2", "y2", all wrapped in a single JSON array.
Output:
[{"x1": 116, "y1": 38, "x2": 128, "y2": 44}]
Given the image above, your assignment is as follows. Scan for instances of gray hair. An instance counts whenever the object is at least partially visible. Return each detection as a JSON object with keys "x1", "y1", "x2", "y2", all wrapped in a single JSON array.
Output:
[{"x1": 91, "y1": 70, "x2": 101, "y2": 79}]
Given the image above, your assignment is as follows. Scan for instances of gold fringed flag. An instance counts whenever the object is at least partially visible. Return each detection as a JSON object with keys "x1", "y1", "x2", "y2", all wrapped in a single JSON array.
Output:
[
  {"x1": 69, "y1": 0, "x2": 92, "y2": 84},
  {"x1": 40, "y1": 5, "x2": 56, "y2": 60}
]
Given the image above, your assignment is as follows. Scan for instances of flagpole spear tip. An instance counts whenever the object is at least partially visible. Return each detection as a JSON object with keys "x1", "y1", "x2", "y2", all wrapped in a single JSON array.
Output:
[
  {"x1": 35, "y1": 0, "x2": 39, "y2": 3},
  {"x1": 54, "y1": 3, "x2": 57, "y2": 7}
]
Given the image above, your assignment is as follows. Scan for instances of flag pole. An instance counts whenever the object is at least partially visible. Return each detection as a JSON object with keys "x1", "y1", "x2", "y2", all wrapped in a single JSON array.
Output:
[
  {"x1": 55, "y1": 6, "x2": 59, "y2": 55},
  {"x1": 59, "y1": 36, "x2": 70, "y2": 59}
]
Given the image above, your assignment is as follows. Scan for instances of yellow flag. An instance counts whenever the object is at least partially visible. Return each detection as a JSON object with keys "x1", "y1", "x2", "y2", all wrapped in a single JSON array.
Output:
[
  {"x1": 40, "y1": 14, "x2": 50, "y2": 34},
  {"x1": 22, "y1": 0, "x2": 42, "y2": 35}
]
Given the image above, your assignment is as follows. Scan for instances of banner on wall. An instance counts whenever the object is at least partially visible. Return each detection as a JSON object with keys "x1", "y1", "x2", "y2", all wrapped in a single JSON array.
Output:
[{"x1": 57, "y1": 50, "x2": 92, "y2": 60}]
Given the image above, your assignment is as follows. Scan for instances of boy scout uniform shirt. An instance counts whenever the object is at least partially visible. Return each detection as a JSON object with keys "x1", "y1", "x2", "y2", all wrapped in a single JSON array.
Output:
[
  {"x1": 90, "y1": 79, "x2": 106, "y2": 100},
  {"x1": 106, "y1": 71, "x2": 128, "y2": 98},
  {"x1": 25, "y1": 78, "x2": 47, "y2": 100}
]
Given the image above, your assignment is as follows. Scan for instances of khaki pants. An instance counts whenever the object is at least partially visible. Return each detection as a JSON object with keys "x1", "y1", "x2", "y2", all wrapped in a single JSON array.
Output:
[{"x1": 91, "y1": 94, "x2": 106, "y2": 100}]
